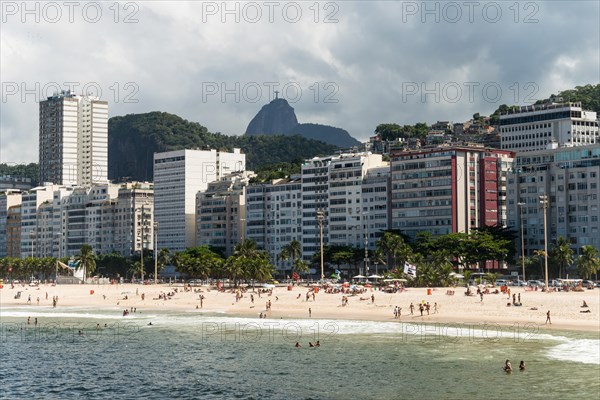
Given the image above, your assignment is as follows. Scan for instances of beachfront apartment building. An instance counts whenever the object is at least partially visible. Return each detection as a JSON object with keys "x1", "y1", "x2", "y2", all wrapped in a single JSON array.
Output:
[
  {"x1": 506, "y1": 144, "x2": 600, "y2": 258},
  {"x1": 4, "y1": 183, "x2": 154, "y2": 259},
  {"x1": 195, "y1": 172, "x2": 251, "y2": 256},
  {"x1": 361, "y1": 165, "x2": 390, "y2": 251},
  {"x1": 6, "y1": 205, "x2": 22, "y2": 258},
  {"x1": 390, "y1": 145, "x2": 514, "y2": 241},
  {"x1": 114, "y1": 183, "x2": 155, "y2": 258},
  {"x1": 19, "y1": 184, "x2": 71, "y2": 258},
  {"x1": 499, "y1": 102, "x2": 598, "y2": 153},
  {"x1": 327, "y1": 153, "x2": 388, "y2": 250},
  {"x1": 245, "y1": 176, "x2": 303, "y2": 270},
  {"x1": 154, "y1": 148, "x2": 245, "y2": 252},
  {"x1": 0, "y1": 190, "x2": 22, "y2": 258},
  {"x1": 39, "y1": 90, "x2": 108, "y2": 186},
  {"x1": 300, "y1": 156, "x2": 331, "y2": 260}
]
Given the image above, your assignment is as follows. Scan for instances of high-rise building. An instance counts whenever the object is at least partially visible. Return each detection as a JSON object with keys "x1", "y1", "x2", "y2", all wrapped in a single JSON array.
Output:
[
  {"x1": 500, "y1": 102, "x2": 598, "y2": 153},
  {"x1": 196, "y1": 172, "x2": 252, "y2": 256},
  {"x1": 39, "y1": 90, "x2": 108, "y2": 185},
  {"x1": 154, "y1": 148, "x2": 245, "y2": 252},
  {"x1": 20, "y1": 183, "x2": 70, "y2": 258},
  {"x1": 246, "y1": 176, "x2": 303, "y2": 270},
  {"x1": 390, "y1": 145, "x2": 514, "y2": 241},
  {"x1": 0, "y1": 190, "x2": 22, "y2": 257},
  {"x1": 506, "y1": 144, "x2": 600, "y2": 258},
  {"x1": 6, "y1": 204, "x2": 22, "y2": 258}
]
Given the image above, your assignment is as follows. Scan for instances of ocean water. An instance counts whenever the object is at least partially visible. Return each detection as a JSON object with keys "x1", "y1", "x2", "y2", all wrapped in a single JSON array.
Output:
[{"x1": 1, "y1": 307, "x2": 599, "y2": 400}]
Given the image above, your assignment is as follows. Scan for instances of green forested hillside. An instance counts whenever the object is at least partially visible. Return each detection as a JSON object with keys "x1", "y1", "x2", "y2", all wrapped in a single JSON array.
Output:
[
  {"x1": 108, "y1": 112, "x2": 337, "y2": 182},
  {"x1": 535, "y1": 84, "x2": 600, "y2": 112}
]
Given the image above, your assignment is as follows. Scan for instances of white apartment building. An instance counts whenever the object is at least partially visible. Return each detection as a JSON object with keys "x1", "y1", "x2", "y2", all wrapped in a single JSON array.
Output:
[
  {"x1": 246, "y1": 176, "x2": 303, "y2": 271},
  {"x1": 327, "y1": 153, "x2": 388, "y2": 250},
  {"x1": 301, "y1": 156, "x2": 332, "y2": 260},
  {"x1": 114, "y1": 183, "x2": 155, "y2": 257},
  {"x1": 10, "y1": 183, "x2": 154, "y2": 259},
  {"x1": 20, "y1": 184, "x2": 71, "y2": 258},
  {"x1": 500, "y1": 102, "x2": 599, "y2": 153},
  {"x1": 507, "y1": 144, "x2": 600, "y2": 258},
  {"x1": 195, "y1": 172, "x2": 252, "y2": 256},
  {"x1": 0, "y1": 190, "x2": 22, "y2": 258},
  {"x1": 361, "y1": 166, "x2": 390, "y2": 250},
  {"x1": 154, "y1": 148, "x2": 245, "y2": 252},
  {"x1": 39, "y1": 90, "x2": 108, "y2": 186}
]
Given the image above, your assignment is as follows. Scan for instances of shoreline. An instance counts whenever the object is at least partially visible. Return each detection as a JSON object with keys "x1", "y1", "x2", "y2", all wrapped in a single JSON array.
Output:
[{"x1": 1, "y1": 283, "x2": 599, "y2": 334}]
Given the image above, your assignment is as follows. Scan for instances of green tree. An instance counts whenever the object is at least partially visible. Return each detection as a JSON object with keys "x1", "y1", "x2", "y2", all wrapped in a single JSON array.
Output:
[
  {"x1": 376, "y1": 231, "x2": 413, "y2": 270},
  {"x1": 576, "y1": 246, "x2": 600, "y2": 280},
  {"x1": 550, "y1": 236, "x2": 574, "y2": 279},
  {"x1": 76, "y1": 244, "x2": 96, "y2": 279},
  {"x1": 279, "y1": 239, "x2": 302, "y2": 272}
]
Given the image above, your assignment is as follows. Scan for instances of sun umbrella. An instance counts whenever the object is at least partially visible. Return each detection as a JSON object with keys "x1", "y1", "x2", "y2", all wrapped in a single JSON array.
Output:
[
  {"x1": 368, "y1": 274, "x2": 382, "y2": 279},
  {"x1": 353, "y1": 275, "x2": 366, "y2": 279}
]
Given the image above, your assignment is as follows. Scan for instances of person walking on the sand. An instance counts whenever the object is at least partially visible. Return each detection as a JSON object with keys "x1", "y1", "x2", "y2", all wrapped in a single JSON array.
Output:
[{"x1": 545, "y1": 310, "x2": 551, "y2": 324}]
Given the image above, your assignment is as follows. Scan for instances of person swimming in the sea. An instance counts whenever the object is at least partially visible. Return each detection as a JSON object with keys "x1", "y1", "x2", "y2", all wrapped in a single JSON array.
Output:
[
  {"x1": 504, "y1": 359, "x2": 512, "y2": 372},
  {"x1": 519, "y1": 361, "x2": 525, "y2": 371}
]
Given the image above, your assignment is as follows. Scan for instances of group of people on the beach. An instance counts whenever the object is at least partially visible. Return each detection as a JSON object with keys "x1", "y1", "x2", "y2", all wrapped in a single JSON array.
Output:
[{"x1": 504, "y1": 359, "x2": 525, "y2": 372}]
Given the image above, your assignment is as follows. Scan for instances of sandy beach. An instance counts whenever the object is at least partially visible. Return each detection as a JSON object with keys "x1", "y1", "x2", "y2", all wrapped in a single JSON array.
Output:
[{"x1": 1, "y1": 282, "x2": 599, "y2": 333}]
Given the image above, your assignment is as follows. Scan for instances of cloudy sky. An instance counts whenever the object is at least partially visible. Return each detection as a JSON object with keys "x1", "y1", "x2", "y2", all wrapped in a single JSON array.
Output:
[{"x1": 1, "y1": 0, "x2": 599, "y2": 164}]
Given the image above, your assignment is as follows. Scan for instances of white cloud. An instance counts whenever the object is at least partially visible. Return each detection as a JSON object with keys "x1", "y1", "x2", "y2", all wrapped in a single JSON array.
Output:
[{"x1": 1, "y1": 0, "x2": 598, "y2": 163}]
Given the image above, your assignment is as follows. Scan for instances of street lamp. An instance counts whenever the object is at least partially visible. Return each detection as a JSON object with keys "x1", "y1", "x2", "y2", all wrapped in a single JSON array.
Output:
[
  {"x1": 316, "y1": 209, "x2": 324, "y2": 282},
  {"x1": 29, "y1": 231, "x2": 35, "y2": 259},
  {"x1": 517, "y1": 202, "x2": 526, "y2": 283},
  {"x1": 240, "y1": 218, "x2": 246, "y2": 242},
  {"x1": 539, "y1": 195, "x2": 549, "y2": 291},
  {"x1": 363, "y1": 212, "x2": 369, "y2": 276}
]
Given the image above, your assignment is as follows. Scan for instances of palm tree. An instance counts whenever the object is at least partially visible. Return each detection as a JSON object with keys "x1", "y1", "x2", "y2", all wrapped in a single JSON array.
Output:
[
  {"x1": 576, "y1": 245, "x2": 600, "y2": 280},
  {"x1": 279, "y1": 239, "x2": 302, "y2": 274},
  {"x1": 550, "y1": 237, "x2": 574, "y2": 279},
  {"x1": 376, "y1": 231, "x2": 412, "y2": 270},
  {"x1": 76, "y1": 244, "x2": 97, "y2": 280},
  {"x1": 157, "y1": 248, "x2": 170, "y2": 275},
  {"x1": 234, "y1": 239, "x2": 258, "y2": 258}
]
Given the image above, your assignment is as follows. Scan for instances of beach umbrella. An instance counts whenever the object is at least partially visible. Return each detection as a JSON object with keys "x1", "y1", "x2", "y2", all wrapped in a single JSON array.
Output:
[
  {"x1": 342, "y1": 282, "x2": 350, "y2": 287},
  {"x1": 365, "y1": 284, "x2": 373, "y2": 288},
  {"x1": 368, "y1": 274, "x2": 382, "y2": 279},
  {"x1": 353, "y1": 275, "x2": 366, "y2": 279},
  {"x1": 262, "y1": 284, "x2": 275, "y2": 289}
]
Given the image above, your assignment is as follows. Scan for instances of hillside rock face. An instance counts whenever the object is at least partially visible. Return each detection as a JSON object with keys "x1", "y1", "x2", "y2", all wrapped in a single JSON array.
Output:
[
  {"x1": 245, "y1": 98, "x2": 298, "y2": 135},
  {"x1": 245, "y1": 98, "x2": 361, "y2": 148}
]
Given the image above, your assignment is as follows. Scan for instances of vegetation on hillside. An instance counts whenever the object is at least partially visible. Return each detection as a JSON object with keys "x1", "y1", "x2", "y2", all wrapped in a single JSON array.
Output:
[
  {"x1": 108, "y1": 112, "x2": 337, "y2": 181},
  {"x1": 0, "y1": 163, "x2": 39, "y2": 186}
]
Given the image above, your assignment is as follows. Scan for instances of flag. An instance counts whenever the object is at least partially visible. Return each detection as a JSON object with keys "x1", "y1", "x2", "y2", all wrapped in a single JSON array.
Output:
[{"x1": 404, "y1": 261, "x2": 417, "y2": 278}]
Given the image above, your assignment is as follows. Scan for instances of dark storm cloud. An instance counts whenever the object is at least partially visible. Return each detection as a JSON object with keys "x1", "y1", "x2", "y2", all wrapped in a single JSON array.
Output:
[{"x1": 1, "y1": 0, "x2": 598, "y2": 163}]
